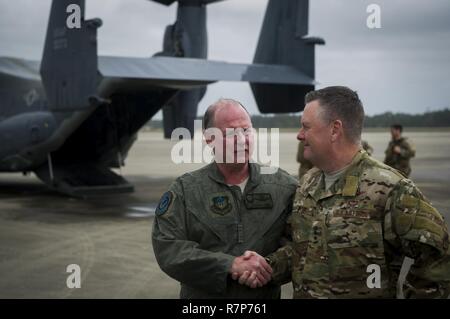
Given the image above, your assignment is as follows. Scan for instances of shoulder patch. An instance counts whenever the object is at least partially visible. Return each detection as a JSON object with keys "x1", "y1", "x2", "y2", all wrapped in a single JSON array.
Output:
[{"x1": 156, "y1": 191, "x2": 174, "y2": 216}]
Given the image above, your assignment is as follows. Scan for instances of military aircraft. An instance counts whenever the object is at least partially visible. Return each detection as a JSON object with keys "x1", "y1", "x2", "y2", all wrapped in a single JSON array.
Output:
[{"x1": 0, "y1": 0, "x2": 324, "y2": 196}]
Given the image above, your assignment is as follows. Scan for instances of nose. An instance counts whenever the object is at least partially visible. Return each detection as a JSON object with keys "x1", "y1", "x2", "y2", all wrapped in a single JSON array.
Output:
[
  {"x1": 234, "y1": 131, "x2": 247, "y2": 150},
  {"x1": 297, "y1": 127, "x2": 305, "y2": 141}
]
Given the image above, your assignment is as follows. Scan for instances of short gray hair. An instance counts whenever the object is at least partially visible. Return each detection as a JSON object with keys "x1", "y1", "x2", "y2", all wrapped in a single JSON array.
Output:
[
  {"x1": 305, "y1": 86, "x2": 365, "y2": 144},
  {"x1": 202, "y1": 98, "x2": 250, "y2": 130}
]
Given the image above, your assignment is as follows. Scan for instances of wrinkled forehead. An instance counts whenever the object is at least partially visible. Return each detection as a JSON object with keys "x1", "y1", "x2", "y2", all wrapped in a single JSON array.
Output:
[{"x1": 214, "y1": 104, "x2": 252, "y2": 129}]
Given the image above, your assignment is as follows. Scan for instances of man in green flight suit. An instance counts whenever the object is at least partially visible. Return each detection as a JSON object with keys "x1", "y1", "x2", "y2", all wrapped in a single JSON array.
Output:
[
  {"x1": 384, "y1": 124, "x2": 416, "y2": 177},
  {"x1": 236, "y1": 86, "x2": 450, "y2": 298},
  {"x1": 152, "y1": 98, "x2": 297, "y2": 298}
]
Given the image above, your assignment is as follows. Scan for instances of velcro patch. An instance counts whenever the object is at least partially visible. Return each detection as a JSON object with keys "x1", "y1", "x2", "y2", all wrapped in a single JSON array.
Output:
[
  {"x1": 210, "y1": 195, "x2": 232, "y2": 216},
  {"x1": 401, "y1": 195, "x2": 419, "y2": 208},
  {"x1": 155, "y1": 191, "x2": 174, "y2": 216},
  {"x1": 419, "y1": 200, "x2": 444, "y2": 222},
  {"x1": 413, "y1": 216, "x2": 445, "y2": 239},
  {"x1": 394, "y1": 214, "x2": 414, "y2": 235},
  {"x1": 244, "y1": 193, "x2": 273, "y2": 209},
  {"x1": 343, "y1": 176, "x2": 359, "y2": 197},
  {"x1": 333, "y1": 209, "x2": 371, "y2": 219}
]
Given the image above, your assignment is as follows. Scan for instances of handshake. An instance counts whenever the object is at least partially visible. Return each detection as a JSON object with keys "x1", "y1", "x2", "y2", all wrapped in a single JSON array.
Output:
[{"x1": 229, "y1": 251, "x2": 273, "y2": 288}]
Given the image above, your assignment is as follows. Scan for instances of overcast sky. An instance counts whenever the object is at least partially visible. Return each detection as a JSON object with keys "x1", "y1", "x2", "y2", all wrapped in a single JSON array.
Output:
[{"x1": 1, "y1": 0, "x2": 449, "y2": 118}]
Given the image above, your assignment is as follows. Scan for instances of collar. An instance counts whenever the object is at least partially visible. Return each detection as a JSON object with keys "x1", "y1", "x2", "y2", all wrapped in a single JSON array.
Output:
[
  {"x1": 208, "y1": 161, "x2": 262, "y2": 191},
  {"x1": 308, "y1": 150, "x2": 367, "y2": 202}
]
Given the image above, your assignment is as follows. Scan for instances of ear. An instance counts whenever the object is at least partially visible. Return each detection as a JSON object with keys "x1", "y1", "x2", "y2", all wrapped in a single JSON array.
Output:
[
  {"x1": 331, "y1": 120, "x2": 343, "y2": 142},
  {"x1": 203, "y1": 127, "x2": 223, "y2": 148},
  {"x1": 204, "y1": 132, "x2": 214, "y2": 146}
]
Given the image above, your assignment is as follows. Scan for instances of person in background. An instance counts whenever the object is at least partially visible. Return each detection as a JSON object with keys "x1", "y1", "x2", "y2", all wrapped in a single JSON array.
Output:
[{"x1": 384, "y1": 124, "x2": 415, "y2": 177}]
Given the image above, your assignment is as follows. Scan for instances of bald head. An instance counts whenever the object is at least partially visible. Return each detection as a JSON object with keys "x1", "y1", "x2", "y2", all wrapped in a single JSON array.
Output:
[
  {"x1": 203, "y1": 98, "x2": 251, "y2": 130},
  {"x1": 203, "y1": 98, "x2": 254, "y2": 166}
]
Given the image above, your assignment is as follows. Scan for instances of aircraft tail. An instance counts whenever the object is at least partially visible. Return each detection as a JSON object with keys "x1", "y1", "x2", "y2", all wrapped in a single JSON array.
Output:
[
  {"x1": 251, "y1": 0, "x2": 324, "y2": 113},
  {"x1": 40, "y1": 0, "x2": 102, "y2": 111}
]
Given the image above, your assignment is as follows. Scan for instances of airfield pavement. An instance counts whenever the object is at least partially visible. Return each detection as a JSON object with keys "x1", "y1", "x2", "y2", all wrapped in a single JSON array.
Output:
[{"x1": 0, "y1": 129, "x2": 449, "y2": 298}]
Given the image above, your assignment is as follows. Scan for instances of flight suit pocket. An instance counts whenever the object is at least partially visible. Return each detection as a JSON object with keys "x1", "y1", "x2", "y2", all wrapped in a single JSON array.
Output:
[{"x1": 185, "y1": 201, "x2": 236, "y2": 247}]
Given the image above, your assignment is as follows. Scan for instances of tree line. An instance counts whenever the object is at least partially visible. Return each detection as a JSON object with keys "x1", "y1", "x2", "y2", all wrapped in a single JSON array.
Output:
[{"x1": 146, "y1": 108, "x2": 450, "y2": 129}]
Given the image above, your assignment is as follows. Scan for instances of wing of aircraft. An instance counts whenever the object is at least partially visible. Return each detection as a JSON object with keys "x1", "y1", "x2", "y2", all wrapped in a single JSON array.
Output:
[
  {"x1": 0, "y1": 0, "x2": 324, "y2": 196},
  {"x1": 97, "y1": 56, "x2": 315, "y2": 90},
  {"x1": 0, "y1": 57, "x2": 40, "y2": 82},
  {"x1": 39, "y1": 0, "x2": 324, "y2": 114}
]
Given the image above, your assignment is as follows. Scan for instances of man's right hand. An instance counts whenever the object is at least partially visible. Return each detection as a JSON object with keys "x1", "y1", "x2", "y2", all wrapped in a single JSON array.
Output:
[
  {"x1": 229, "y1": 251, "x2": 272, "y2": 288},
  {"x1": 393, "y1": 145, "x2": 402, "y2": 154}
]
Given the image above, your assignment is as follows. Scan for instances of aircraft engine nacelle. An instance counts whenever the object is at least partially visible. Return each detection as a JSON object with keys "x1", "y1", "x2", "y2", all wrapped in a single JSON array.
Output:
[{"x1": 0, "y1": 112, "x2": 56, "y2": 171}]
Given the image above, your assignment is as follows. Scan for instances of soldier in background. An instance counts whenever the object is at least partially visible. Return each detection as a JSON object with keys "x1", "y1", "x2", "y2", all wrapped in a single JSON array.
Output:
[
  {"x1": 296, "y1": 139, "x2": 373, "y2": 180},
  {"x1": 361, "y1": 140, "x2": 373, "y2": 156},
  {"x1": 384, "y1": 124, "x2": 415, "y2": 177},
  {"x1": 236, "y1": 86, "x2": 450, "y2": 298}
]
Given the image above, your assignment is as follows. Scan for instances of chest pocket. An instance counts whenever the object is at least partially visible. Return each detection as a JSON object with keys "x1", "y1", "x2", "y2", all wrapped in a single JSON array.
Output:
[
  {"x1": 325, "y1": 204, "x2": 386, "y2": 282},
  {"x1": 326, "y1": 205, "x2": 384, "y2": 249},
  {"x1": 185, "y1": 196, "x2": 237, "y2": 248}
]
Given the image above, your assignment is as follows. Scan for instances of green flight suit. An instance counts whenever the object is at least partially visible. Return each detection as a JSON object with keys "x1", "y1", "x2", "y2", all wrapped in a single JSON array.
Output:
[
  {"x1": 267, "y1": 150, "x2": 450, "y2": 298},
  {"x1": 152, "y1": 162, "x2": 297, "y2": 298}
]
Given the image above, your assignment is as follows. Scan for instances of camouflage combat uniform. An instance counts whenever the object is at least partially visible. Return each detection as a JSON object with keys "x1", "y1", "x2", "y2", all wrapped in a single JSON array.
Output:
[
  {"x1": 152, "y1": 162, "x2": 297, "y2": 298},
  {"x1": 297, "y1": 140, "x2": 373, "y2": 179},
  {"x1": 384, "y1": 137, "x2": 415, "y2": 177},
  {"x1": 267, "y1": 150, "x2": 450, "y2": 298}
]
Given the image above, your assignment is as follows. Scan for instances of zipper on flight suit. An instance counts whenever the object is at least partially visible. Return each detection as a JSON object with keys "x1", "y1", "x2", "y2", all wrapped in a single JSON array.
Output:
[{"x1": 229, "y1": 185, "x2": 244, "y2": 244}]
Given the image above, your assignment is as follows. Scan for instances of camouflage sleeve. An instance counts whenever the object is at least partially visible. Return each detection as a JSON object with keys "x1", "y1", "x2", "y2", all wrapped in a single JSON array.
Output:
[
  {"x1": 151, "y1": 180, "x2": 235, "y2": 294},
  {"x1": 384, "y1": 179, "x2": 450, "y2": 298},
  {"x1": 399, "y1": 140, "x2": 416, "y2": 159},
  {"x1": 265, "y1": 214, "x2": 294, "y2": 285}
]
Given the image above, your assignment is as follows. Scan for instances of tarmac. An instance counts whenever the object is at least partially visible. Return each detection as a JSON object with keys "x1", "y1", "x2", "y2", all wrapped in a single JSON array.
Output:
[{"x1": 0, "y1": 129, "x2": 449, "y2": 298}]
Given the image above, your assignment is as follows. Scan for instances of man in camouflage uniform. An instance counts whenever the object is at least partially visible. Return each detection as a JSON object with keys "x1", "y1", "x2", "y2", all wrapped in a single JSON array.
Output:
[
  {"x1": 152, "y1": 98, "x2": 297, "y2": 298},
  {"x1": 237, "y1": 86, "x2": 450, "y2": 298},
  {"x1": 384, "y1": 124, "x2": 415, "y2": 177}
]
